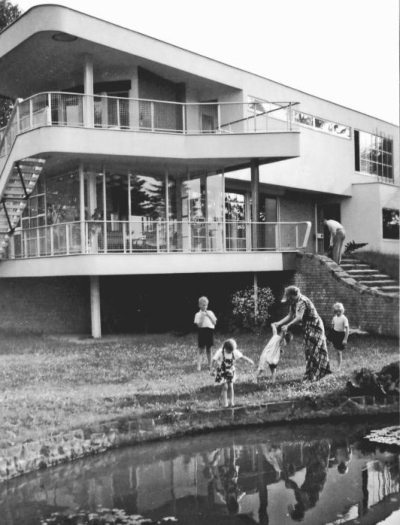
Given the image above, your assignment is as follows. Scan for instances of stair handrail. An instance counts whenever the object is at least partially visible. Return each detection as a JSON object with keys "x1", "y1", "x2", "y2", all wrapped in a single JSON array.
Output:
[{"x1": 0, "y1": 98, "x2": 23, "y2": 164}]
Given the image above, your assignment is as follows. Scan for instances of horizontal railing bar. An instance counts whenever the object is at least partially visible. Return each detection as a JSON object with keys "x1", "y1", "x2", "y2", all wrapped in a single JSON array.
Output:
[
  {"x1": 6, "y1": 220, "x2": 312, "y2": 259},
  {"x1": 18, "y1": 91, "x2": 299, "y2": 108}
]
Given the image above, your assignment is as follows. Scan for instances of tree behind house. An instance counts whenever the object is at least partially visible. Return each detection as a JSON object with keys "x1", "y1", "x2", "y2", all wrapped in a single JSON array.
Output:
[{"x1": 0, "y1": 0, "x2": 22, "y2": 127}]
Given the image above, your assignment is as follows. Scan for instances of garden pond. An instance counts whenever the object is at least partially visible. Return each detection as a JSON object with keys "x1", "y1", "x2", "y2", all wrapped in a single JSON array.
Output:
[{"x1": 0, "y1": 417, "x2": 399, "y2": 525}]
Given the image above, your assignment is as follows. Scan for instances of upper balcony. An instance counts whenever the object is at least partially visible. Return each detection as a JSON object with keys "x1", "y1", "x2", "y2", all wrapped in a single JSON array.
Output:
[{"x1": 0, "y1": 93, "x2": 300, "y2": 176}]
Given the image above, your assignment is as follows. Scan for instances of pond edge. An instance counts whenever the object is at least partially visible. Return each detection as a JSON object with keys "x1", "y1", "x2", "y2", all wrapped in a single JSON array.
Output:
[{"x1": 0, "y1": 394, "x2": 398, "y2": 483}]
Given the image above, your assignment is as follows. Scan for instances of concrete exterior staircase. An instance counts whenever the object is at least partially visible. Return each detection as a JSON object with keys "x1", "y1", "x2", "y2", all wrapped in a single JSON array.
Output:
[
  {"x1": 340, "y1": 257, "x2": 399, "y2": 296},
  {"x1": 0, "y1": 158, "x2": 46, "y2": 259}
]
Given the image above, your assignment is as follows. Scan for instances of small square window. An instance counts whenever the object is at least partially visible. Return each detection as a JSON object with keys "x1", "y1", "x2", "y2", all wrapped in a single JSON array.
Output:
[{"x1": 382, "y1": 208, "x2": 399, "y2": 240}]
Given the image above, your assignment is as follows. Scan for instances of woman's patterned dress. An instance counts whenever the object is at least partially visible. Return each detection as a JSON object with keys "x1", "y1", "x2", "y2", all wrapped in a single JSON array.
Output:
[{"x1": 290, "y1": 295, "x2": 332, "y2": 381}]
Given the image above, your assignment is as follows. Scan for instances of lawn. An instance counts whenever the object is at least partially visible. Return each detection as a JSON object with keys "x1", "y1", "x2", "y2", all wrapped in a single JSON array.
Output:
[{"x1": 0, "y1": 330, "x2": 398, "y2": 445}]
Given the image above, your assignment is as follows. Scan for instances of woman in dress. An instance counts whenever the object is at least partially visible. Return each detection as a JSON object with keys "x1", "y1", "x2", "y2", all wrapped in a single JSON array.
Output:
[{"x1": 275, "y1": 286, "x2": 331, "y2": 381}]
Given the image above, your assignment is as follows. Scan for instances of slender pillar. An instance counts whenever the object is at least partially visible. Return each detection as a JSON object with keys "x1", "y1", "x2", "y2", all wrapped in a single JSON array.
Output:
[
  {"x1": 165, "y1": 169, "x2": 170, "y2": 251},
  {"x1": 129, "y1": 66, "x2": 139, "y2": 129},
  {"x1": 79, "y1": 163, "x2": 86, "y2": 253},
  {"x1": 251, "y1": 159, "x2": 260, "y2": 249},
  {"x1": 83, "y1": 55, "x2": 94, "y2": 127},
  {"x1": 90, "y1": 276, "x2": 101, "y2": 338},
  {"x1": 254, "y1": 272, "x2": 258, "y2": 318}
]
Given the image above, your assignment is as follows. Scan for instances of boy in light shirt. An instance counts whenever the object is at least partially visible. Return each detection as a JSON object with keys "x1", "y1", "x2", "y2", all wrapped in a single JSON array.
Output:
[
  {"x1": 194, "y1": 296, "x2": 217, "y2": 372},
  {"x1": 329, "y1": 302, "x2": 349, "y2": 372}
]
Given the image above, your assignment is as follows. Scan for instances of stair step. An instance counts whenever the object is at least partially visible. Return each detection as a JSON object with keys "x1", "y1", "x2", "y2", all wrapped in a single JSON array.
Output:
[
  {"x1": 3, "y1": 194, "x2": 28, "y2": 200},
  {"x1": 2, "y1": 195, "x2": 27, "y2": 201},
  {"x1": 347, "y1": 269, "x2": 380, "y2": 275},
  {"x1": 341, "y1": 264, "x2": 370, "y2": 270},
  {"x1": 358, "y1": 280, "x2": 398, "y2": 286},
  {"x1": 17, "y1": 158, "x2": 46, "y2": 167},
  {"x1": 13, "y1": 165, "x2": 43, "y2": 173},
  {"x1": 354, "y1": 274, "x2": 394, "y2": 281},
  {"x1": 371, "y1": 286, "x2": 400, "y2": 293}
]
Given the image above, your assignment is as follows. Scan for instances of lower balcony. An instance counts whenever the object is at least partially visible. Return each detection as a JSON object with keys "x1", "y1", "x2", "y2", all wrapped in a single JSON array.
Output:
[{"x1": 0, "y1": 220, "x2": 311, "y2": 277}]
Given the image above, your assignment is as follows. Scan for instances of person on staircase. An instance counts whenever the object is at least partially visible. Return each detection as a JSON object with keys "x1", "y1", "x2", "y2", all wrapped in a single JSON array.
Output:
[{"x1": 324, "y1": 219, "x2": 346, "y2": 265}]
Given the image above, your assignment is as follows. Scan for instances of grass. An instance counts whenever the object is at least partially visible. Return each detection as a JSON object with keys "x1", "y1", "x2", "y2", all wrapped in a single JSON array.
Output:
[
  {"x1": 0, "y1": 331, "x2": 398, "y2": 445},
  {"x1": 352, "y1": 249, "x2": 399, "y2": 282}
]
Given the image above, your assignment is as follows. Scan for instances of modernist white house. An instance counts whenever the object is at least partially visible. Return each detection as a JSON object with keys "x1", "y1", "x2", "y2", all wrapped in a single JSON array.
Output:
[{"x1": 0, "y1": 5, "x2": 398, "y2": 337}]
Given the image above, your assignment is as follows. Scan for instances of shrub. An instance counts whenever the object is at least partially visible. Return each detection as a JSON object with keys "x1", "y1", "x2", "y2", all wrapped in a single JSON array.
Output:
[
  {"x1": 231, "y1": 286, "x2": 275, "y2": 331},
  {"x1": 343, "y1": 240, "x2": 368, "y2": 254}
]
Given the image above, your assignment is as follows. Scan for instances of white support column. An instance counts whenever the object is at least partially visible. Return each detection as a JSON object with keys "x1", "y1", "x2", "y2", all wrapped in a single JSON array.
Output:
[
  {"x1": 251, "y1": 159, "x2": 259, "y2": 250},
  {"x1": 253, "y1": 272, "x2": 258, "y2": 319},
  {"x1": 165, "y1": 169, "x2": 170, "y2": 252},
  {"x1": 128, "y1": 172, "x2": 132, "y2": 253},
  {"x1": 90, "y1": 276, "x2": 102, "y2": 338},
  {"x1": 83, "y1": 54, "x2": 94, "y2": 127},
  {"x1": 79, "y1": 163, "x2": 86, "y2": 253},
  {"x1": 102, "y1": 165, "x2": 107, "y2": 253},
  {"x1": 129, "y1": 67, "x2": 139, "y2": 130}
]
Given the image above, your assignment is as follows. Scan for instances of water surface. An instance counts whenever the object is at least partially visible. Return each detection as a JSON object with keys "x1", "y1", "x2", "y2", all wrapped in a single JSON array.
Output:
[{"x1": 0, "y1": 418, "x2": 399, "y2": 524}]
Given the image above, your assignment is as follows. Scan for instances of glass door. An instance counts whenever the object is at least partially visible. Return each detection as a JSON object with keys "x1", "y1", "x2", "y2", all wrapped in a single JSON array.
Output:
[
  {"x1": 225, "y1": 191, "x2": 247, "y2": 251},
  {"x1": 206, "y1": 172, "x2": 224, "y2": 251},
  {"x1": 259, "y1": 194, "x2": 278, "y2": 250}
]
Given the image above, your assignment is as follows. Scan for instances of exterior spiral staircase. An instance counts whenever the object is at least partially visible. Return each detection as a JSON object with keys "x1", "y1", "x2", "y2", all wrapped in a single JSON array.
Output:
[{"x1": 0, "y1": 158, "x2": 46, "y2": 259}]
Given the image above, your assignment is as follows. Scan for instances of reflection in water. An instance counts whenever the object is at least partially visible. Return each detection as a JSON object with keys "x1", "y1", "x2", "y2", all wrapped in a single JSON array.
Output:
[{"x1": 0, "y1": 421, "x2": 399, "y2": 525}]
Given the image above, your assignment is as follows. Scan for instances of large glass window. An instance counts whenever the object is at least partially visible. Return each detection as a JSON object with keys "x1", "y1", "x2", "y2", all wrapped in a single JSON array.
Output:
[
  {"x1": 355, "y1": 130, "x2": 393, "y2": 181},
  {"x1": 45, "y1": 171, "x2": 80, "y2": 225},
  {"x1": 21, "y1": 175, "x2": 46, "y2": 229},
  {"x1": 382, "y1": 208, "x2": 399, "y2": 240}
]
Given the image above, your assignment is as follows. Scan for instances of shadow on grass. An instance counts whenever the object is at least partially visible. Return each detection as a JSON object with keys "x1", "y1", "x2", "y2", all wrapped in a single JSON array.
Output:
[{"x1": 115, "y1": 380, "x2": 293, "y2": 408}]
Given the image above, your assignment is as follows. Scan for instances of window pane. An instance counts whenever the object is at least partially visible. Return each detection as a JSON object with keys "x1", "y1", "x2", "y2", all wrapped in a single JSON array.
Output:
[
  {"x1": 355, "y1": 130, "x2": 393, "y2": 178},
  {"x1": 382, "y1": 208, "x2": 399, "y2": 239}
]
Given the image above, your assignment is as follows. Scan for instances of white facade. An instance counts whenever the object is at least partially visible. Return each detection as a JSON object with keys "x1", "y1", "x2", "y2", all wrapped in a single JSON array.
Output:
[{"x1": 0, "y1": 5, "x2": 398, "y2": 336}]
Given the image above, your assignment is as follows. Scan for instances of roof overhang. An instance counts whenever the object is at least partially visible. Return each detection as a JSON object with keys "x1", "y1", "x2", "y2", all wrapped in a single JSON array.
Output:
[
  {"x1": 0, "y1": 5, "x2": 243, "y2": 99},
  {"x1": 1, "y1": 126, "x2": 300, "y2": 179}
]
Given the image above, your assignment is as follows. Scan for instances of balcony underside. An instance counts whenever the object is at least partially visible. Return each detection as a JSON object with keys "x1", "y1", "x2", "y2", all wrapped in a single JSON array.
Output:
[
  {"x1": 4, "y1": 126, "x2": 300, "y2": 176},
  {"x1": 0, "y1": 251, "x2": 297, "y2": 278}
]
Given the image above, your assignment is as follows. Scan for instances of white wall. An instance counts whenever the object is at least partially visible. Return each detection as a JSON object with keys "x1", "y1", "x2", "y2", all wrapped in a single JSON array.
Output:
[{"x1": 342, "y1": 182, "x2": 399, "y2": 254}]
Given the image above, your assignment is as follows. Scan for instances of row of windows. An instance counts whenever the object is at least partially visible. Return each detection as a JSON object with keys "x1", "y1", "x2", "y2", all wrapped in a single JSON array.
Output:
[
  {"x1": 248, "y1": 97, "x2": 351, "y2": 139},
  {"x1": 293, "y1": 111, "x2": 350, "y2": 138},
  {"x1": 248, "y1": 97, "x2": 394, "y2": 181}
]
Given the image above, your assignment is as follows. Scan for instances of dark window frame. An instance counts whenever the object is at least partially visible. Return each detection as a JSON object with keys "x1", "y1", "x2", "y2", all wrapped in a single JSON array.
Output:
[{"x1": 382, "y1": 208, "x2": 399, "y2": 240}]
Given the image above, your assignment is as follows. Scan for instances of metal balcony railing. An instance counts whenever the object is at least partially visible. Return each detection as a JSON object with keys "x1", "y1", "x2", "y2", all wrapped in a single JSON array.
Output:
[
  {"x1": 0, "y1": 93, "x2": 299, "y2": 158},
  {"x1": 5, "y1": 220, "x2": 311, "y2": 259}
]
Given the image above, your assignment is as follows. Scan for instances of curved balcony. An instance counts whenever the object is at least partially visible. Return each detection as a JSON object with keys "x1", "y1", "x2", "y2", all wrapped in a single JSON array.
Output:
[
  {"x1": 0, "y1": 220, "x2": 311, "y2": 277},
  {"x1": 6, "y1": 220, "x2": 311, "y2": 259},
  {"x1": 0, "y1": 94, "x2": 300, "y2": 170}
]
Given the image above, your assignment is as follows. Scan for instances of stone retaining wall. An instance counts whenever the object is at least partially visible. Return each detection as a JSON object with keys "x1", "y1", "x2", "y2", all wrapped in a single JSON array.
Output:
[
  {"x1": 291, "y1": 253, "x2": 399, "y2": 336},
  {"x1": 0, "y1": 395, "x2": 398, "y2": 483}
]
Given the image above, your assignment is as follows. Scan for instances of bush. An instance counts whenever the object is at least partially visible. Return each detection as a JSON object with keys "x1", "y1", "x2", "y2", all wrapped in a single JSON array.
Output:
[
  {"x1": 231, "y1": 286, "x2": 275, "y2": 331},
  {"x1": 343, "y1": 240, "x2": 368, "y2": 254}
]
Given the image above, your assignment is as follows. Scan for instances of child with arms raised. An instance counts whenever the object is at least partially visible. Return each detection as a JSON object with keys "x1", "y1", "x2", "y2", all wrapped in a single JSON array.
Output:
[
  {"x1": 256, "y1": 323, "x2": 293, "y2": 383},
  {"x1": 212, "y1": 338, "x2": 254, "y2": 407}
]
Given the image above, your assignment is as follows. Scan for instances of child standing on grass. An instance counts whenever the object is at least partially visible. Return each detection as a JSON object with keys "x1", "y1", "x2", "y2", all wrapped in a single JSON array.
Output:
[
  {"x1": 256, "y1": 323, "x2": 293, "y2": 383},
  {"x1": 212, "y1": 338, "x2": 254, "y2": 407},
  {"x1": 329, "y1": 302, "x2": 349, "y2": 372},
  {"x1": 194, "y1": 296, "x2": 217, "y2": 372}
]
